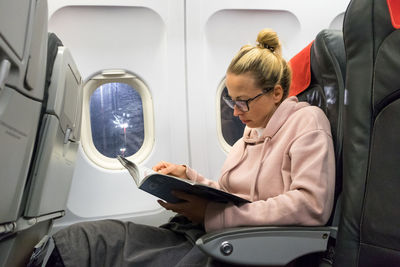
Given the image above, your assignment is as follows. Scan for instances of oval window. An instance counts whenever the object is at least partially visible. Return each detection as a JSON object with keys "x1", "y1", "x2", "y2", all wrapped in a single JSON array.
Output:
[
  {"x1": 89, "y1": 82, "x2": 144, "y2": 158},
  {"x1": 81, "y1": 70, "x2": 154, "y2": 169},
  {"x1": 216, "y1": 78, "x2": 245, "y2": 151}
]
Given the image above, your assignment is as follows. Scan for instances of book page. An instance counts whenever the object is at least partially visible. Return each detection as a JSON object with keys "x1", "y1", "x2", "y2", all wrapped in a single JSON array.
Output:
[
  {"x1": 140, "y1": 166, "x2": 157, "y2": 178},
  {"x1": 117, "y1": 156, "x2": 141, "y2": 186},
  {"x1": 117, "y1": 156, "x2": 158, "y2": 186}
]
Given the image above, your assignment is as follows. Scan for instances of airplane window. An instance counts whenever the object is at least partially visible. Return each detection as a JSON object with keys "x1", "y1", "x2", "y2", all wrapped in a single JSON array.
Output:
[
  {"x1": 220, "y1": 87, "x2": 245, "y2": 146},
  {"x1": 217, "y1": 78, "x2": 245, "y2": 152},
  {"x1": 89, "y1": 82, "x2": 144, "y2": 158},
  {"x1": 81, "y1": 71, "x2": 154, "y2": 169}
]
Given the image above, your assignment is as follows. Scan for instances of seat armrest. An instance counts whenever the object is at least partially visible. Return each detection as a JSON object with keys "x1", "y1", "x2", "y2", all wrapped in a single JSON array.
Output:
[{"x1": 196, "y1": 226, "x2": 337, "y2": 266}]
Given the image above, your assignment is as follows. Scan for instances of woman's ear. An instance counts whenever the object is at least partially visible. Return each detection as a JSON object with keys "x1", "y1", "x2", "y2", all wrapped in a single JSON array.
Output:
[{"x1": 272, "y1": 85, "x2": 284, "y2": 104}]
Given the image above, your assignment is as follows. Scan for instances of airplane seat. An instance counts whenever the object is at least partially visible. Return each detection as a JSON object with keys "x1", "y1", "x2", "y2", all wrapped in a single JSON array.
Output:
[
  {"x1": 0, "y1": 0, "x2": 49, "y2": 266},
  {"x1": 24, "y1": 32, "x2": 82, "y2": 219},
  {"x1": 195, "y1": 28, "x2": 346, "y2": 267},
  {"x1": 0, "y1": 5, "x2": 82, "y2": 262},
  {"x1": 23, "y1": 32, "x2": 83, "y2": 266},
  {"x1": 294, "y1": 29, "x2": 345, "y2": 229},
  {"x1": 334, "y1": 0, "x2": 400, "y2": 266}
]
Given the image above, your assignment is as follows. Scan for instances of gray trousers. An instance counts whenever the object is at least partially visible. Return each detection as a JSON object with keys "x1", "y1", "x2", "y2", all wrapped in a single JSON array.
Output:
[{"x1": 52, "y1": 216, "x2": 227, "y2": 267}]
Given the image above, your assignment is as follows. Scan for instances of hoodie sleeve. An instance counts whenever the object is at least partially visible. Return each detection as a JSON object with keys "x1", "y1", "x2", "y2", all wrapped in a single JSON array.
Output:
[
  {"x1": 204, "y1": 128, "x2": 335, "y2": 232},
  {"x1": 185, "y1": 166, "x2": 221, "y2": 189}
]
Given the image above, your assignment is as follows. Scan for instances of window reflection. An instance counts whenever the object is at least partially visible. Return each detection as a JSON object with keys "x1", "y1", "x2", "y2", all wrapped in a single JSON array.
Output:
[
  {"x1": 220, "y1": 87, "x2": 245, "y2": 146},
  {"x1": 90, "y1": 83, "x2": 144, "y2": 158}
]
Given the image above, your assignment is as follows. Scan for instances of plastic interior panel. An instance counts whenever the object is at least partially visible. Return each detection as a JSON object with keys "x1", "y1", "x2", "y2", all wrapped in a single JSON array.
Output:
[
  {"x1": 46, "y1": 47, "x2": 82, "y2": 141},
  {"x1": 196, "y1": 227, "x2": 331, "y2": 266},
  {"x1": 0, "y1": 0, "x2": 31, "y2": 59},
  {"x1": 330, "y1": 13, "x2": 345, "y2": 29},
  {"x1": 24, "y1": 114, "x2": 79, "y2": 217},
  {"x1": 0, "y1": 0, "x2": 47, "y2": 102},
  {"x1": 24, "y1": 0, "x2": 48, "y2": 101},
  {"x1": 0, "y1": 87, "x2": 42, "y2": 223},
  {"x1": 61, "y1": 64, "x2": 82, "y2": 141},
  {"x1": 72, "y1": 66, "x2": 83, "y2": 142},
  {"x1": 0, "y1": 60, "x2": 11, "y2": 92}
]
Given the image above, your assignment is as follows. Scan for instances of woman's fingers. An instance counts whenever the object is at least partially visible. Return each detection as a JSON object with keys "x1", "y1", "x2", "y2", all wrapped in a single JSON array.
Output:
[
  {"x1": 171, "y1": 191, "x2": 194, "y2": 201},
  {"x1": 157, "y1": 164, "x2": 176, "y2": 175},
  {"x1": 152, "y1": 161, "x2": 168, "y2": 172},
  {"x1": 157, "y1": 200, "x2": 186, "y2": 213},
  {"x1": 152, "y1": 161, "x2": 187, "y2": 179}
]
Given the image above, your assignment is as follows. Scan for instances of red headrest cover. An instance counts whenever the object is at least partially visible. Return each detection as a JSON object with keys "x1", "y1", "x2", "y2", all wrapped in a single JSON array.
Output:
[
  {"x1": 387, "y1": 0, "x2": 400, "y2": 29},
  {"x1": 288, "y1": 41, "x2": 313, "y2": 97}
]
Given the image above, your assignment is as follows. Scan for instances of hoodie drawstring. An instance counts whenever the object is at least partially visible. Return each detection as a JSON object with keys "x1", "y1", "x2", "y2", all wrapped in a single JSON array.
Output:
[
  {"x1": 219, "y1": 143, "x2": 248, "y2": 192},
  {"x1": 249, "y1": 136, "x2": 271, "y2": 201}
]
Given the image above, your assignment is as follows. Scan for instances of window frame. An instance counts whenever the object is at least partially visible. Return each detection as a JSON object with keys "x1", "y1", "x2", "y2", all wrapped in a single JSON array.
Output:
[
  {"x1": 216, "y1": 77, "x2": 233, "y2": 153},
  {"x1": 81, "y1": 70, "x2": 154, "y2": 170}
]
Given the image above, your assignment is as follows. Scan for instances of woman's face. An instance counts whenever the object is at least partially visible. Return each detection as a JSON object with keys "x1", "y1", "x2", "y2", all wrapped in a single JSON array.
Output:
[{"x1": 225, "y1": 72, "x2": 283, "y2": 128}]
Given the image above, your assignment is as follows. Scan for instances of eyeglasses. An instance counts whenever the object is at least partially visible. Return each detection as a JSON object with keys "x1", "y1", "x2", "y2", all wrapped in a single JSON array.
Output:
[{"x1": 222, "y1": 88, "x2": 273, "y2": 112}]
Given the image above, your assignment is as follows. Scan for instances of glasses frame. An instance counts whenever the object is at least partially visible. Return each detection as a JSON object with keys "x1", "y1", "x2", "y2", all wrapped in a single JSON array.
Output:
[{"x1": 222, "y1": 87, "x2": 274, "y2": 112}]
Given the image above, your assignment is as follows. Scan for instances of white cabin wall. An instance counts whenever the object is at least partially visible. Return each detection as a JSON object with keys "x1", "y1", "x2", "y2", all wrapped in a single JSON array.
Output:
[
  {"x1": 47, "y1": 0, "x2": 188, "y2": 226},
  {"x1": 186, "y1": 0, "x2": 350, "y2": 180},
  {"x1": 46, "y1": 0, "x2": 350, "y2": 228}
]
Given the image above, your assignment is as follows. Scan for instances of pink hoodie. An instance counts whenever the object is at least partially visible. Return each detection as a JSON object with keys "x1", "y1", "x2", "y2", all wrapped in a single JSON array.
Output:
[{"x1": 186, "y1": 96, "x2": 335, "y2": 232}]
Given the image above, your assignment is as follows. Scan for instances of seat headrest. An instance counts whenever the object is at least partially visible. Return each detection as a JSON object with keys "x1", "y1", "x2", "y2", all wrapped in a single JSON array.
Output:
[
  {"x1": 288, "y1": 41, "x2": 313, "y2": 96},
  {"x1": 312, "y1": 29, "x2": 346, "y2": 89},
  {"x1": 387, "y1": 0, "x2": 400, "y2": 29},
  {"x1": 289, "y1": 29, "x2": 345, "y2": 166},
  {"x1": 289, "y1": 29, "x2": 345, "y2": 115}
]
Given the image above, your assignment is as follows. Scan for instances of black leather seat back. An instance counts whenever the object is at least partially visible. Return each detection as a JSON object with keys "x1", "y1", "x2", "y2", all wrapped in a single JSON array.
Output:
[
  {"x1": 295, "y1": 29, "x2": 346, "y2": 226},
  {"x1": 334, "y1": 0, "x2": 400, "y2": 266},
  {"x1": 298, "y1": 29, "x2": 345, "y2": 168}
]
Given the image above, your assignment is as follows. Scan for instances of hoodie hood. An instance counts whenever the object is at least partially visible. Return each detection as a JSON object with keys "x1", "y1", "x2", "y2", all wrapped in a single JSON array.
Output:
[
  {"x1": 202, "y1": 95, "x2": 335, "y2": 232},
  {"x1": 242, "y1": 96, "x2": 309, "y2": 143},
  {"x1": 218, "y1": 96, "x2": 311, "y2": 197}
]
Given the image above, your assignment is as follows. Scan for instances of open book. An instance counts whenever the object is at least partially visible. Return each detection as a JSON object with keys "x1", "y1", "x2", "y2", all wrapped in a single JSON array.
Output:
[{"x1": 117, "y1": 156, "x2": 250, "y2": 205}]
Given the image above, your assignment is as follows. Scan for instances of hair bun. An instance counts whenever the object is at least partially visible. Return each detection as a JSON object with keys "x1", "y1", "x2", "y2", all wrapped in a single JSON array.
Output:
[
  {"x1": 261, "y1": 43, "x2": 275, "y2": 52},
  {"x1": 257, "y1": 28, "x2": 281, "y2": 56}
]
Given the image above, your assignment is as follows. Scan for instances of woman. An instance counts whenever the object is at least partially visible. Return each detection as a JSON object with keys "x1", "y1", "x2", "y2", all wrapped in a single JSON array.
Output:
[{"x1": 47, "y1": 28, "x2": 335, "y2": 267}]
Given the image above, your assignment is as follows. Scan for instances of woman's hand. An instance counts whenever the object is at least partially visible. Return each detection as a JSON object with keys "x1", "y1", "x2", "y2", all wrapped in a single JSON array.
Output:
[
  {"x1": 158, "y1": 191, "x2": 209, "y2": 224},
  {"x1": 152, "y1": 161, "x2": 188, "y2": 179}
]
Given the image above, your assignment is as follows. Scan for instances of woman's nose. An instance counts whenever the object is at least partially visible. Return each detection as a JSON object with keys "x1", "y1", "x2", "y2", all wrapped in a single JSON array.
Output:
[{"x1": 233, "y1": 105, "x2": 243, "y2": 116}]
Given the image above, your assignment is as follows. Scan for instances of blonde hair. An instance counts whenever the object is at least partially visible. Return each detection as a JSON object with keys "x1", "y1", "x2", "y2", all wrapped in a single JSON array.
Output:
[{"x1": 227, "y1": 28, "x2": 292, "y2": 99}]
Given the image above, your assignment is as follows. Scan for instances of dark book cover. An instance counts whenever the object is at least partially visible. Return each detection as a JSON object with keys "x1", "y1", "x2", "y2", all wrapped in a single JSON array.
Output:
[{"x1": 117, "y1": 156, "x2": 250, "y2": 205}]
